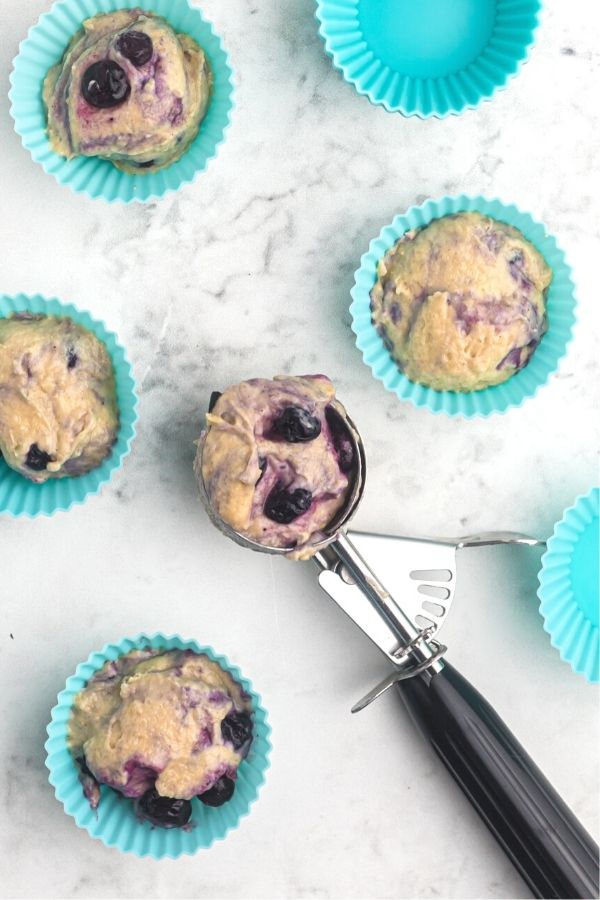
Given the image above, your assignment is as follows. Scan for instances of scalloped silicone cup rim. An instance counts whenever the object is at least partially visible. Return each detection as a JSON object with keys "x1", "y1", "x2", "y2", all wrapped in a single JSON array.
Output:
[
  {"x1": 538, "y1": 490, "x2": 599, "y2": 682},
  {"x1": 8, "y1": 0, "x2": 234, "y2": 203},
  {"x1": 315, "y1": 0, "x2": 542, "y2": 118},
  {"x1": 45, "y1": 632, "x2": 272, "y2": 858},
  {"x1": 349, "y1": 194, "x2": 576, "y2": 418},
  {"x1": 537, "y1": 488, "x2": 600, "y2": 683},
  {"x1": 0, "y1": 293, "x2": 138, "y2": 517}
]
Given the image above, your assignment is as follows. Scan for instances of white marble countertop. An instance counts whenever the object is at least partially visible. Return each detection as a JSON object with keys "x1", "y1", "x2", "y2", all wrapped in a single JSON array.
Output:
[{"x1": 1, "y1": 1, "x2": 599, "y2": 898}]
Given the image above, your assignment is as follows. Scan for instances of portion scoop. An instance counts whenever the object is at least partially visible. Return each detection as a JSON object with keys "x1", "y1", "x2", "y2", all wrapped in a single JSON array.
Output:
[{"x1": 194, "y1": 375, "x2": 365, "y2": 558}]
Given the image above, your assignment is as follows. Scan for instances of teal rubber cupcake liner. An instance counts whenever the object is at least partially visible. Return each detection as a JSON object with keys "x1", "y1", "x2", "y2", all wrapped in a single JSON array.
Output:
[
  {"x1": 9, "y1": 0, "x2": 234, "y2": 203},
  {"x1": 315, "y1": 0, "x2": 541, "y2": 117},
  {"x1": 0, "y1": 293, "x2": 137, "y2": 516},
  {"x1": 45, "y1": 633, "x2": 272, "y2": 858},
  {"x1": 538, "y1": 488, "x2": 599, "y2": 684},
  {"x1": 350, "y1": 194, "x2": 576, "y2": 418}
]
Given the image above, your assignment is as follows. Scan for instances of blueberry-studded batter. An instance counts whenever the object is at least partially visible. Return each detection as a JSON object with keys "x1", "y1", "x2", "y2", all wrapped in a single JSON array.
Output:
[
  {"x1": 43, "y1": 9, "x2": 211, "y2": 173},
  {"x1": 196, "y1": 375, "x2": 355, "y2": 557},
  {"x1": 0, "y1": 314, "x2": 118, "y2": 482},
  {"x1": 370, "y1": 212, "x2": 553, "y2": 392},
  {"x1": 69, "y1": 649, "x2": 253, "y2": 828}
]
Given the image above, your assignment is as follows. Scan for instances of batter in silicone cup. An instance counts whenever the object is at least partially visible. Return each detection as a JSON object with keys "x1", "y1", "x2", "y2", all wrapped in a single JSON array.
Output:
[
  {"x1": 0, "y1": 314, "x2": 118, "y2": 482},
  {"x1": 43, "y1": 9, "x2": 211, "y2": 173},
  {"x1": 69, "y1": 649, "x2": 253, "y2": 827},
  {"x1": 370, "y1": 212, "x2": 552, "y2": 392}
]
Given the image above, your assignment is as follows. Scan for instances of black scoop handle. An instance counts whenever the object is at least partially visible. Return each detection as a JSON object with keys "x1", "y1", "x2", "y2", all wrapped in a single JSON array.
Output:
[{"x1": 397, "y1": 662, "x2": 599, "y2": 899}]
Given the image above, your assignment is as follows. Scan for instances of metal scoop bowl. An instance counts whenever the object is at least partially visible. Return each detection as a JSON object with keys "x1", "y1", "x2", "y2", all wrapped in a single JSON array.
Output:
[{"x1": 196, "y1": 399, "x2": 366, "y2": 557}]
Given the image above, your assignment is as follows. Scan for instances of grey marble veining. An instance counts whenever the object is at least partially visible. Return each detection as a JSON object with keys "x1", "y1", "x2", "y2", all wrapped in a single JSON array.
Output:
[{"x1": 0, "y1": 0, "x2": 599, "y2": 898}]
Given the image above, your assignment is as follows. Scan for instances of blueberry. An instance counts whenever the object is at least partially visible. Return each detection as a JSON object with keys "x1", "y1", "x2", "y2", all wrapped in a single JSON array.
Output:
[
  {"x1": 221, "y1": 711, "x2": 253, "y2": 750},
  {"x1": 123, "y1": 760, "x2": 157, "y2": 796},
  {"x1": 497, "y1": 339, "x2": 539, "y2": 372},
  {"x1": 377, "y1": 326, "x2": 396, "y2": 356},
  {"x1": 509, "y1": 250, "x2": 524, "y2": 267},
  {"x1": 136, "y1": 788, "x2": 192, "y2": 828},
  {"x1": 264, "y1": 485, "x2": 312, "y2": 524},
  {"x1": 199, "y1": 776, "x2": 235, "y2": 807},
  {"x1": 76, "y1": 757, "x2": 100, "y2": 810},
  {"x1": 136, "y1": 160, "x2": 155, "y2": 169},
  {"x1": 325, "y1": 407, "x2": 354, "y2": 474},
  {"x1": 497, "y1": 347, "x2": 523, "y2": 371},
  {"x1": 256, "y1": 456, "x2": 267, "y2": 485},
  {"x1": 479, "y1": 231, "x2": 502, "y2": 255},
  {"x1": 66, "y1": 348, "x2": 78, "y2": 369},
  {"x1": 116, "y1": 30, "x2": 153, "y2": 67},
  {"x1": 208, "y1": 391, "x2": 222, "y2": 412},
  {"x1": 272, "y1": 406, "x2": 321, "y2": 442},
  {"x1": 168, "y1": 98, "x2": 183, "y2": 125},
  {"x1": 82, "y1": 60, "x2": 130, "y2": 109},
  {"x1": 508, "y1": 251, "x2": 532, "y2": 289},
  {"x1": 75, "y1": 756, "x2": 94, "y2": 779},
  {"x1": 13, "y1": 313, "x2": 42, "y2": 322},
  {"x1": 25, "y1": 443, "x2": 52, "y2": 471},
  {"x1": 389, "y1": 302, "x2": 401, "y2": 325}
]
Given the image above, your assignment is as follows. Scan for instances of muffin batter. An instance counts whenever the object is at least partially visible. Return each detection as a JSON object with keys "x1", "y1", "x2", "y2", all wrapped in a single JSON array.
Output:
[
  {"x1": 370, "y1": 212, "x2": 553, "y2": 392},
  {"x1": 69, "y1": 649, "x2": 253, "y2": 824},
  {"x1": 0, "y1": 314, "x2": 118, "y2": 482},
  {"x1": 197, "y1": 376, "x2": 355, "y2": 556},
  {"x1": 43, "y1": 9, "x2": 211, "y2": 173}
]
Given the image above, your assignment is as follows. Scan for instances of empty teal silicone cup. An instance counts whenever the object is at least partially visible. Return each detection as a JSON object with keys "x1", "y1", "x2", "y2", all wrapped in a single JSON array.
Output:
[
  {"x1": 315, "y1": 0, "x2": 541, "y2": 117},
  {"x1": 0, "y1": 293, "x2": 137, "y2": 516},
  {"x1": 350, "y1": 195, "x2": 576, "y2": 418},
  {"x1": 45, "y1": 633, "x2": 272, "y2": 858},
  {"x1": 538, "y1": 489, "x2": 599, "y2": 683},
  {"x1": 9, "y1": 0, "x2": 233, "y2": 203}
]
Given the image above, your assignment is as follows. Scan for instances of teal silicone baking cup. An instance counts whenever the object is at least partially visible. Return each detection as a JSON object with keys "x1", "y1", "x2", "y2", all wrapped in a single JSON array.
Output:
[
  {"x1": 538, "y1": 488, "x2": 599, "y2": 683},
  {"x1": 350, "y1": 195, "x2": 576, "y2": 418},
  {"x1": 9, "y1": 0, "x2": 233, "y2": 203},
  {"x1": 315, "y1": 0, "x2": 541, "y2": 117},
  {"x1": 0, "y1": 293, "x2": 137, "y2": 516},
  {"x1": 45, "y1": 633, "x2": 272, "y2": 858}
]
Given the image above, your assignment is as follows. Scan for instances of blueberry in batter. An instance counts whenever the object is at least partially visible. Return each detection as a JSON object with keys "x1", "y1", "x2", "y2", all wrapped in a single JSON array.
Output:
[{"x1": 0, "y1": 314, "x2": 118, "y2": 482}]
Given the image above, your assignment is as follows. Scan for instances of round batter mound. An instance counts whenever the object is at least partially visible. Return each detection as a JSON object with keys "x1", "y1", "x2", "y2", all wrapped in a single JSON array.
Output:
[
  {"x1": 69, "y1": 649, "x2": 253, "y2": 828},
  {"x1": 0, "y1": 314, "x2": 118, "y2": 482},
  {"x1": 196, "y1": 375, "x2": 356, "y2": 557},
  {"x1": 43, "y1": 9, "x2": 211, "y2": 174},
  {"x1": 370, "y1": 211, "x2": 553, "y2": 392}
]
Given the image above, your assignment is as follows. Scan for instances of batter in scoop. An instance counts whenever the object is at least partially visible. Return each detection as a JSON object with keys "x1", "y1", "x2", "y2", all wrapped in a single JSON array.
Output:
[
  {"x1": 370, "y1": 212, "x2": 553, "y2": 392},
  {"x1": 43, "y1": 9, "x2": 211, "y2": 173},
  {"x1": 196, "y1": 375, "x2": 355, "y2": 557},
  {"x1": 69, "y1": 649, "x2": 253, "y2": 827},
  {"x1": 0, "y1": 314, "x2": 118, "y2": 482}
]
